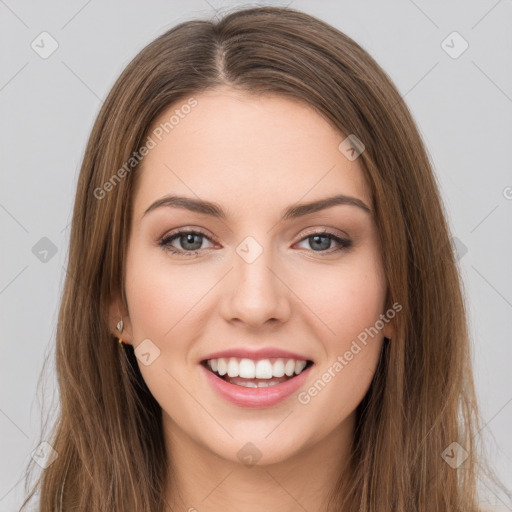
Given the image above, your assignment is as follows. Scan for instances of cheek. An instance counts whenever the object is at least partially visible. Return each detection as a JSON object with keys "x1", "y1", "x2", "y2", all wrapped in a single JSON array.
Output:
[
  {"x1": 124, "y1": 244, "x2": 206, "y2": 342},
  {"x1": 124, "y1": 248, "x2": 202, "y2": 401},
  {"x1": 295, "y1": 252, "x2": 386, "y2": 421},
  {"x1": 125, "y1": 262, "x2": 175, "y2": 341},
  {"x1": 297, "y1": 252, "x2": 387, "y2": 345}
]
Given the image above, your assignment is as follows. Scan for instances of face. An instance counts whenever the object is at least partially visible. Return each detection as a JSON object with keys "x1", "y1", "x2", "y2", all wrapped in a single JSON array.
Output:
[{"x1": 112, "y1": 87, "x2": 393, "y2": 465}]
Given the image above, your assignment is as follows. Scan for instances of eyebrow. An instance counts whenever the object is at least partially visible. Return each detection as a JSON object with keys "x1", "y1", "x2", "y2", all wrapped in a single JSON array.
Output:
[{"x1": 142, "y1": 193, "x2": 371, "y2": 221}]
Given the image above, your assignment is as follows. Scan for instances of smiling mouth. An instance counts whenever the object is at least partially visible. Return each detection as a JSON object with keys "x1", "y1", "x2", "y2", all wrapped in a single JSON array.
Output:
[{"x1": 201, "y1": 358, "x2": 314, "y2": 388}]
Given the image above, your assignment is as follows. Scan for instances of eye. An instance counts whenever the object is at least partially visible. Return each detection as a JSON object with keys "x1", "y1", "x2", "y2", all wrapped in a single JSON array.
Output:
[
  {"x1": 295, "y1": 230, "x2": 352, "y2": 254},
  {"x1": 158, "y1": 229, "x2": 352, "y2": 257},
  {"x1": 158, "y1": 230, "x2": 215, "y2": 256}
]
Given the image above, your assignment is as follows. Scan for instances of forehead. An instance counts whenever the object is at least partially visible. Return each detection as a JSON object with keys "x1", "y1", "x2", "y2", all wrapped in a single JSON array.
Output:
[{"x1": 133, "y1": 88, "x2": 370, "y2": 221}]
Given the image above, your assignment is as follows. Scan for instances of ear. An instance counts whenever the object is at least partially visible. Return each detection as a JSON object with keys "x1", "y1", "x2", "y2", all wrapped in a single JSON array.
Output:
[
  {"x1": 382, "y1": 319, "x2": 395, "y2": 341},
  {"x1": 108, "y1": 291, "x2": 134, "y2": 346},
  {"x1": 382, "y1": 301, "x2": 397, "y2": 340},
  {"x1": 381, "y1": 294, "x2": 399, "y2": 341}
]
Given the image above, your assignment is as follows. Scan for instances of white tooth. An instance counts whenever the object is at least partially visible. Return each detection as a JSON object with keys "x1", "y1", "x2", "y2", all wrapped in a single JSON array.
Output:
[
  {"x1": 217, "y1": 358, "x2": 227, "y2": 376},
  {"x1": 236, "y1": 381, "x2": 258, "y2": 388},
  {"x1": 284, "y1": 359, "x2": 296, "y2": 376},
  {"x1": 227, "y1": 357, "x2": 239, "y2": 377},
  {"x1": 262, "y1": 380, "x2": 281, "y2": 387},
  {"x1": 239, "y1": 358, "x2": 256, "y2": 378},
  {"x1": 294, "y1": 360, "x2": 307, "y2": 375},
  {"x1": 211, "y1": 357, "x2": 308, "y2": 379},
  {"x1": 255, "y1": 359, "x2": 273, "y2": 379},
  {"x1": 272, "y1": 359, "x2": 285, "y2": 377},
  {"x1": 256, "y1": 381, "x2": 272, "y2": 387}
]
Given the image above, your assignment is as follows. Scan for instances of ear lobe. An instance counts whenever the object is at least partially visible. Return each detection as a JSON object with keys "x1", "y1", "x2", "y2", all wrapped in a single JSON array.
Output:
[
  {"x1": 108, "y1": 292, "x2": 133, "y2": 345},
  {"x1": 382, "y1": 319, "x2": 395, "y2": 341}
]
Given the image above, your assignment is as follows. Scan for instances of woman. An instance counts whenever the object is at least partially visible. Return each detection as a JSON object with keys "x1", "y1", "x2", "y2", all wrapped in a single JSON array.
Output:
[{"x1": 21, "y1": 5, "x2": 505, "y2": 511}]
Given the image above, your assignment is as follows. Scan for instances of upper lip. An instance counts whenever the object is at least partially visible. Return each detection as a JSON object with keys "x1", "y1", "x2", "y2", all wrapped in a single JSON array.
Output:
[{"x1": 201, "y1": 347, "x2": 313, "y2": 363}]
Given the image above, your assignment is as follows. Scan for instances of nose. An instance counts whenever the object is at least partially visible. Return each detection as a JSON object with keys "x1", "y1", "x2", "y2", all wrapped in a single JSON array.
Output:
[{"x1": 222, "y1": 241, "x2": 291, "y2": 329}]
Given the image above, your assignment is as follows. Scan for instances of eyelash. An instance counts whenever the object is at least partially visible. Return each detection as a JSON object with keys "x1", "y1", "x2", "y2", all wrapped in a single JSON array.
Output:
[{"x1": 158, "y1": 229, "x2": 352, "y2": 257}]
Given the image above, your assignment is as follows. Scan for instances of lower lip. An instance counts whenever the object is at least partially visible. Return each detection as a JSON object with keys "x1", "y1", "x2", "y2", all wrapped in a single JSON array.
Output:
[{"x1": 200, "y1": 363, "x2": 313, "y2": 409}]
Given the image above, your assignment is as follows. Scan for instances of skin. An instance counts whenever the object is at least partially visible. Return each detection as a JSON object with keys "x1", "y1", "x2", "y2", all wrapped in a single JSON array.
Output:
[{"x1": 109, "y1": 86, "x2": 394, "y2": 512}]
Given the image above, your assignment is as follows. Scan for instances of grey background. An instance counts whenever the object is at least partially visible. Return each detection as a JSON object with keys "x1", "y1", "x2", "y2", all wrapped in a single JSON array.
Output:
[{"x1": 1, "y1": 1, "x2": 511, "y2": 510}]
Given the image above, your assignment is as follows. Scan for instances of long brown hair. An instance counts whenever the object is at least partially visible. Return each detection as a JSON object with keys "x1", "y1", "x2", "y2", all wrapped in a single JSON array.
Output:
[{"x1": 20, "y1": 6, "x2": 504, "y2": 511}]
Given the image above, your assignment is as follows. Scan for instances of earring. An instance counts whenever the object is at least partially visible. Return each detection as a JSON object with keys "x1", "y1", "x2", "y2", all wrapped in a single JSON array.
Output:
[
  {"x1": 116, "y1": 300, "x2": 125, "y2": 345},
  {"x1": 117, "y1": 319, "x2": 124, "y2": 345}
]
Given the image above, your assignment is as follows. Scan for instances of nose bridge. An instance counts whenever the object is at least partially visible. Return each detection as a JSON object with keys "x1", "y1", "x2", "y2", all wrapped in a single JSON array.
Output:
[{"x1": 224, "y1": 234, "x2": 289, "y2": 326}]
